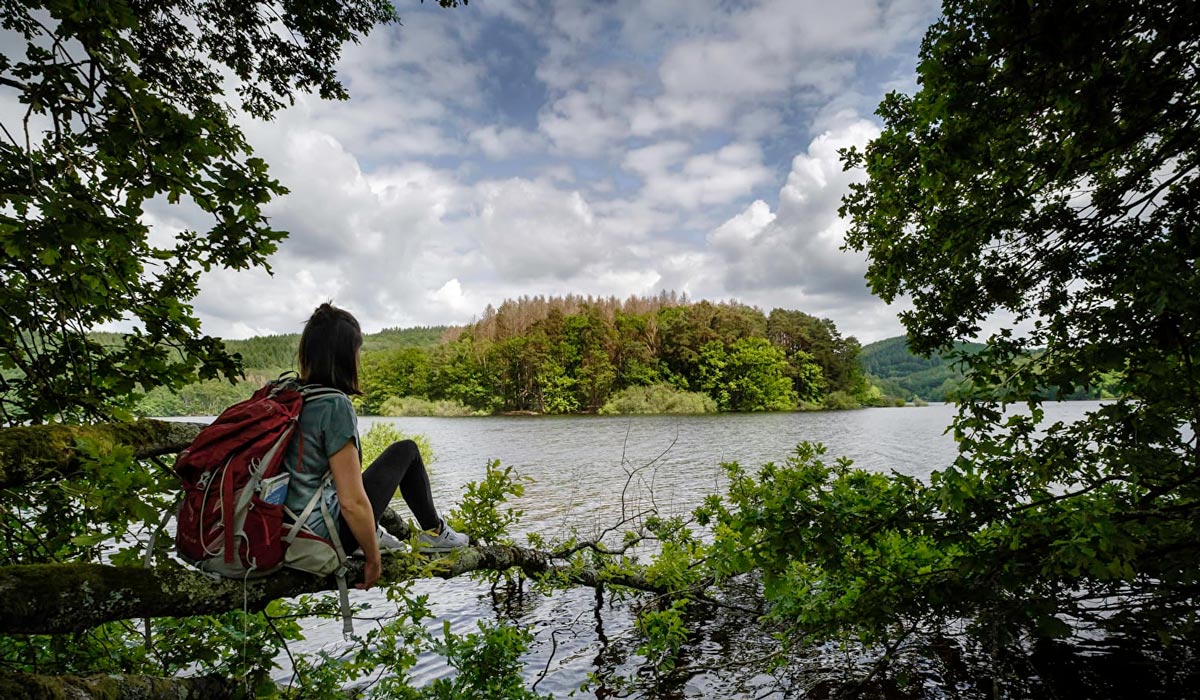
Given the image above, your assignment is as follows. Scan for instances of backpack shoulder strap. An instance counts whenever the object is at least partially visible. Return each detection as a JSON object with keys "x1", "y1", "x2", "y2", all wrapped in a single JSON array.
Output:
[{"x1": 301, "y1": 386, "x2": 347, "y2": 402}]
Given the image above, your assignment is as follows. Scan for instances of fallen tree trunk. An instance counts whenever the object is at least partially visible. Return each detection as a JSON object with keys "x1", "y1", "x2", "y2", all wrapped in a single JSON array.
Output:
[
  {"x1": 0, "y1": 419, "x2": 205, "y2": 490},
  {"x1": 0, "y1": 671, "x2": 243, "y2": 700},
  {"x1": 0, "y1": 543, "x2": 662, "y2": 635}
]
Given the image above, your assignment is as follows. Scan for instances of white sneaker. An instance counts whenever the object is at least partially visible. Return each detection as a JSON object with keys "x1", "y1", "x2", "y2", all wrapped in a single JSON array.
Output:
[
  {"x1": 351, "y1": 527, "x2": 408, "y2": 557},
  {"x1": 378, "y1": 527, "x2": 406, "y2": 551},
  {"x1": 415, "y1": 519, "x2": 469, "y2": 552}
]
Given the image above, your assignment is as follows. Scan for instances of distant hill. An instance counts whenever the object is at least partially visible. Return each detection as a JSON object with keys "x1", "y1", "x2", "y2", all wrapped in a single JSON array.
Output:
[
  {"x1": 221, "y1": 326, "x2": 450, "y2": 371},
  {"x1": 89, "y1": 326, "x2": 450, "y2": 373},
  {"x1": 861, "y1": 335, "x2": 1119, "y2": 402},
  {"x1": 361, "y1": 326, "x2": 449, "y2": 353},
  {"x1": 860, "y1": 336, "x2": 985, "y2": 401},
  {"x1": 129, "y1": 325, "x2": 450, "y2": 416}
]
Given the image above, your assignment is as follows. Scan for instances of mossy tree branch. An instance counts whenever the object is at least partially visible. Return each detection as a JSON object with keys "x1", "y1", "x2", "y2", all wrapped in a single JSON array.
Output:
[
  {"x1": 0, "y1": 420, "x2": 205, "y2": 490},
  {"x1": 0, "y1": 422, "x2": 666, "y2": 649},
  {"x1": 0, "y1": 671, "x2": 243, "y2": 700},
  {"x1": 0, "y1": 542, "x2": 663, "y2": 635}
]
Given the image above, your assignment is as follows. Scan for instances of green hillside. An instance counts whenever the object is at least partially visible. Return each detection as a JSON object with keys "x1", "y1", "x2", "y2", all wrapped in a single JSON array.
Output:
[
  {"x1": 860, "y1": 335, "x2": 984, "y2": 401},
  {"x1": 221, "y1": 326, "x2": 448, "y2": 370},
  {"x1": 861, "y1": 336, "x2": 1123, "y2": 402},
  {"x1": 361, "y1": 326, "x2": 448, "y2": 352},
  {"x1": 133, "y1": 326, "x2": 449, "y2": 415}
]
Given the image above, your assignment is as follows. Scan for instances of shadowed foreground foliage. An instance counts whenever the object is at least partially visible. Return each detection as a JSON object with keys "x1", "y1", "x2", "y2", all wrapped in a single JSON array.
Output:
[{"x1": 831, "y1": 0, "x2": 1200, "y2": 675}]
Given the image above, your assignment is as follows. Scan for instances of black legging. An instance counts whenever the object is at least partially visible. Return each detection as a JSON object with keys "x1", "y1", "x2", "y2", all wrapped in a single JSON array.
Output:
[{"x1": 336, "y1": 439, "x2": 440, "y2": 552}]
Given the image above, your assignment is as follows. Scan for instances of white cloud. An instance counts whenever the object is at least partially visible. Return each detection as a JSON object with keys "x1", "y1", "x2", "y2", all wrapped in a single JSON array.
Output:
[
  {"x1": 622, "y1": 141, "x2": 774, "y2": 215},
  {"x1": 656, "y1": 114, "x2": 914, "y2": 341},
  {"x1": 627, "y1": 0, "x2": 928, "y2": 138},
  {"x1": 469, "y1": 125, "x2": 545, "y2": 160},
  {"x1": 660, "y1": 143, "x2": 773, "y2": 209},
  {"x1": 622, "y1": 141, "x2": 691, "y2": 176},
  {"x1": 709, "y1": 200, "x2": 776, "y2": 249},
  {"x1": 538, "y1": 70, "x2": 640, "y2": 156},
  {"x1": 428, "y1": 278, "x2": 475, "y2": 318},
  {"x1": 112, "y1": 0, "x2": 941, "y2": 343},
  {"x1": 706, "y1": 116, "x2": 881, "y2": 293},
  {"x1": 474, "y1": 178, "x2": 606, "y2": 281}
]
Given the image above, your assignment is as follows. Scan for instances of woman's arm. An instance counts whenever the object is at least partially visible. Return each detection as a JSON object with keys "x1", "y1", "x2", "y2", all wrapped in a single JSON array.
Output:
[{"x1": 328, "y1": 439, "x2": 380, "y2": 589}]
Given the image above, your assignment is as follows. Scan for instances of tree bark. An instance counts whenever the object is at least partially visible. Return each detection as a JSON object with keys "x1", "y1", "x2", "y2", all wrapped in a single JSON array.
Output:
[
  {"x1": 0, "y1": 671, "x2": 243, "y2": 700},
  {"x1": 0, "y1": 543, "x2": 662, "y2": 635},
  {"x1": 0, "y1": 420, "x2": 204, "y2": 490}
]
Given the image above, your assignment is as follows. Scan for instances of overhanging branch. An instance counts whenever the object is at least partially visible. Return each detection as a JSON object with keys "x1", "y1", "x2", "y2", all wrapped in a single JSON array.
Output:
[
  {"x1": 0, "y1": 423, "x2": 667, "y2": 636},
  {"x1": 0, "y1": 544, "x2": 663, "y2": 635}
]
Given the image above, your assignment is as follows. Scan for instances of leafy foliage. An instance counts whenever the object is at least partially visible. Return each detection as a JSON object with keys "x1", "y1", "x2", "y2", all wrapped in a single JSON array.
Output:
[
  {"x1": 421, "y1": 621, "x2": 548, "y2": 700},
  {"x1": 0, "y1": 1, "x2": 508, "y2": 695},
  {"x1": 0, "y1": 0, "x2": 404, "y2": 425},
  {"x1": 698, "y1": 337, "x2": 798, "y2": 411},
  {"x1": 447, "y1": 459, "x2": 529, "y2": 546},
  {"x1": 598, "y1": 383, "x2": 717, "y2": 414},
  {"x1": 360, "y1": 421, "x2": 435, "y2": 468},
  {"x1": 755, "y1": 0, "x2": 1200, "y2": 670}
]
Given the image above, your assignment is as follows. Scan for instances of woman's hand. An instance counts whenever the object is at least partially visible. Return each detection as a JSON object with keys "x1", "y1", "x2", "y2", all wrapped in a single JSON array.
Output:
[{"x1": 358, "y1": 556, "x2": 381, "y2": 590}]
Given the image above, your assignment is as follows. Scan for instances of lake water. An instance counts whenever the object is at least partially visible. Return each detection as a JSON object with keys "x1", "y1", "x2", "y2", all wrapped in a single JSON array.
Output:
[{"x1": 266, "y1": 401, "x2": 1108, "y2": 697}]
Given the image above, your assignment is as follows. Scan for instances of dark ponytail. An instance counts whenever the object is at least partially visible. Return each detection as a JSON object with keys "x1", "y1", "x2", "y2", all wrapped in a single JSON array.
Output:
[{"x1": 297, "y1": 302, "x2": 363, "y2": 394}]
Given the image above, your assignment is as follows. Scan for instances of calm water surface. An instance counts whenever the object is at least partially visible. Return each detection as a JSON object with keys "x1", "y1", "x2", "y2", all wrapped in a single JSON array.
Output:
[{"x1": 270, "y1": 402, "x2": 1107, "y2": 697}]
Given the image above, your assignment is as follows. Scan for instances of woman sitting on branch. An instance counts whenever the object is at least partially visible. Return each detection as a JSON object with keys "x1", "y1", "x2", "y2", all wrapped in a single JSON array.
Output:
[{"x1": 284, "y1": 302, "x2": 468, "y2": 590}]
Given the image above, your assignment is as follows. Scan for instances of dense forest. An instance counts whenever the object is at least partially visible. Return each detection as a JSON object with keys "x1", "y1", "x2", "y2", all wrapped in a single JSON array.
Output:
[
  {"x1": 143, "y1": 312, "x2": 1126, "y2": 417},
  {"x1": 859, "y1": 336, "x2": 982, "y2": 400},
  {"x1": 138, "y1": 294, "x2": 879, "y2": 416},
  {"x1": 136, "y1": 326, "x2": 448, "y2": 416}
]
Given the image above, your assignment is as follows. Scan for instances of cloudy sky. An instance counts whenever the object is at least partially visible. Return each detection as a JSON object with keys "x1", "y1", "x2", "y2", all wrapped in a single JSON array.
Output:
[{"x1": 174, "y1": 0, "x2": 941, "y2": 343}]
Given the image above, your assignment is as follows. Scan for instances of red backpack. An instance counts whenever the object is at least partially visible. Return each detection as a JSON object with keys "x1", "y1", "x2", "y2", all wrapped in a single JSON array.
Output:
[{"x1": 174, "y1": 376, "x2": 341, "y2": 577}]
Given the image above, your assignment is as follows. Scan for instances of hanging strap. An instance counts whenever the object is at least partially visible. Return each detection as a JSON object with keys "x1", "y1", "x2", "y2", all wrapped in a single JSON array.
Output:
[
  {"x1": 142, "y1": 493, "x2": 180, "y2": 652},
  {"x1": 283, "y1": 473, "x2": 331, "y2": 545},
  {"x1": 282, "y1": 378, "x2": 354, "y2": 638},
  {"x1": 320, "y1": 491, "x2": 354, "y2": 640},
  {"x1": 220, "y1": 459, "x2": 236, "y2": 563}
]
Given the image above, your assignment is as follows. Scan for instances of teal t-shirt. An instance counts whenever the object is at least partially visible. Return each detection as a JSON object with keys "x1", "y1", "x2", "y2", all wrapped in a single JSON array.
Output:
[{"x1": 282, "y1": 392, "x2": 359, "y2": 538}]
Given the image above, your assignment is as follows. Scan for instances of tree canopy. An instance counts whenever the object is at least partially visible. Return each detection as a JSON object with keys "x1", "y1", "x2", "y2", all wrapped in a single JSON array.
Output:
[
  {"x1": 771, "y1": 0, "x2": 1200, "y2": 672},
  {"x1": 0, "y1": 0, "x2": 405, "y2": 425},
  {"x1": 352, "y1": 296, "x2": 865, "y2": 416}
]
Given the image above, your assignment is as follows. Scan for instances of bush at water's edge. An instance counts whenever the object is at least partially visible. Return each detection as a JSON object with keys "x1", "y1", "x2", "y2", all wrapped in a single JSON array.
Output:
[
  {"x1": 598, "y1": 384, "x2": 718, "y2": 415},
  {"x1": 378, "y1": 396, "x2": 480, "y2": 417}
]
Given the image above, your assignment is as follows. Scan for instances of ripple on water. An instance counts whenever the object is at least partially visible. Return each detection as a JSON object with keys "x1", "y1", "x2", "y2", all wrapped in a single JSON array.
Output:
[{"x1": 273, "y1": 403, "x2": 1110, "y2": 697}]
